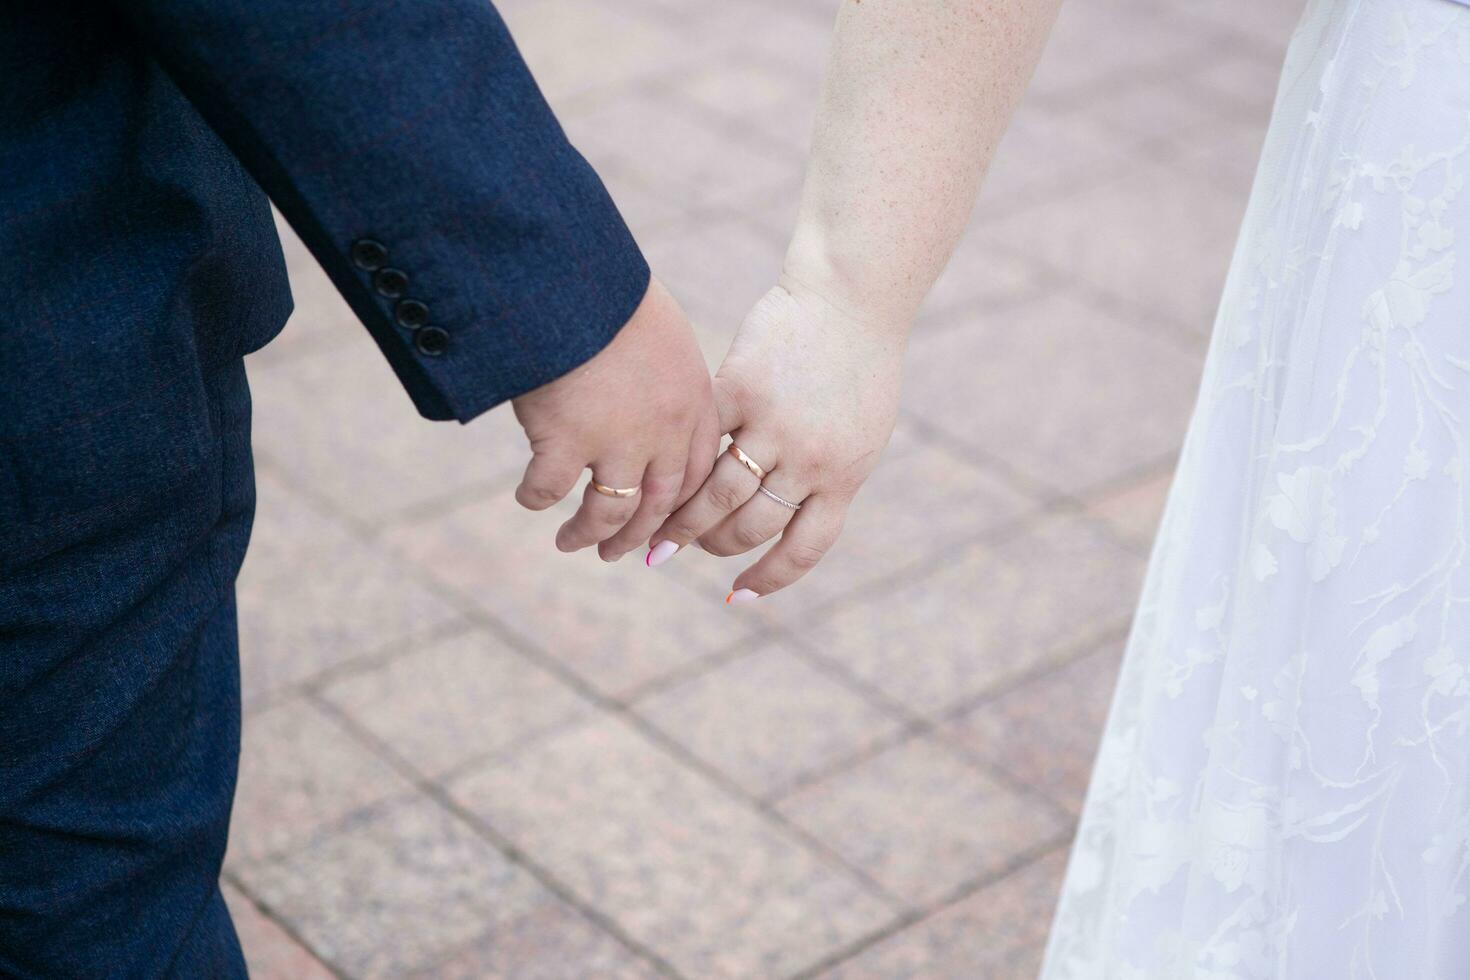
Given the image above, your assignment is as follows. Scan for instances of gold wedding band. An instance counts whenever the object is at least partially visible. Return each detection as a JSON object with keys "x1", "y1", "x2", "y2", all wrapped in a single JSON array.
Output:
[
  {"x1": 727, "y1": 443, "x2": 768, "y2": 481},
  {"x1": 590, "y1": 479, "x2": 640, "y2": 498}
]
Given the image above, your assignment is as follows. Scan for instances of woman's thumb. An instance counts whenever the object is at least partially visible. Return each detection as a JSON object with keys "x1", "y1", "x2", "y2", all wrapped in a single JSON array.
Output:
[{"x1": 711, "y1": 373, "x2": 744, "y2": 435}]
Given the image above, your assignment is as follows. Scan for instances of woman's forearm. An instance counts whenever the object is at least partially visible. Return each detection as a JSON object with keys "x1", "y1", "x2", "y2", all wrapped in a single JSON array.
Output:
[{"x1": 783, "y1": 0, "x2": 1062, "y2": 328}]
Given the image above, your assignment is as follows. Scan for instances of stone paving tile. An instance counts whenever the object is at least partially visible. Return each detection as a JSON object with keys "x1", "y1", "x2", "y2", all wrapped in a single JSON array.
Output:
[
  {"x1": 237, "y1": 471, "x2": 462, "y2": 707},
  {"x1": 228, "y1": 698, "x2": 414, "y2": 868},
  {"x1": 562, "y1": 91, "x2": 800, "y2": 214},
  {"x1": 598, "y1": 162, "x2": 702, "y2": 240},
  {"x1": 801, "y1": 514, "x2": 1142, "y2": 718},
  {"x1": 495, "y1": 0, "x2": 694, "y2": 108},
  {"x1": 919, "y1": 235, "x2": 1048, "y2": 328},
  {"x1": 1166, "y1": 112, "x2": 1269, "y2": 203},
  {"x1": 321, "y1": 630, "x2": 594, "y2": 779},
  {"x1": 978, "y1": 158, "x2": 1248, "y2": 341},
  {"x1": 1173, "y1": 0, "x2": 1303, "y2": 56},
  {"x1": 1182, "y1": 47, "x2": 1285, "y2": 123},
  {"x1": 1088, "y1": 468, "x2": 1175, "y2": 548},
  {"x1": 239, "y1": 796, "x2": 551, "y2": 980},
  {"x1": 970, "y1": 104, "x2": 1137, "y2": 224},
  {"x1": 831, "y1": 422, "x2": 1037, "y2": 545},
  {"x1": 777, "y1": 737, "x2": 1067, "y2": 908},
  {"x1": 945, "y1": 641, "x2": 1125, "y2": 818},
  {"x1": 413, "y1": 902, "x2": 662, "y2": 980},
  {"x1": 672, "y1": 52, "x2": 821, "y2": 153},
  {"x1": 1071, "y1": 75, "x2": 1226, "y2": 150},
  {"x1": 818, "y1": 849, "x2": 1069, "y2": 980},
  {"x1": 450, "y1": 715, "x2": 898, "y2": 979},
  {"x1": 223, "y1": 880, "x2": 337, "y2": 980},
  {"x1": 640, "y1": 215, "x2": 784, "y2": 363},
  {"x1": 1026, "y1": 0, "x2": 1218, "y2": 105},
  {"x1": 385, "y1": 493, "x2": 760, "y2": 700},
  {"x1": 634, "y1": 641, "x2": 905, "y2": 800},
  {"x1": 248, "y1": 332, "x2": 525, "y2": 528},
  {"x1": 994, "y1": 940, "x2": 1054, "y2": 980},
  {"x1": 903, "y1": 290, "x2": 1201, "y2": 495},
  {"x1": 648, "y1": 1, "x2": 838, "y2": 81}
]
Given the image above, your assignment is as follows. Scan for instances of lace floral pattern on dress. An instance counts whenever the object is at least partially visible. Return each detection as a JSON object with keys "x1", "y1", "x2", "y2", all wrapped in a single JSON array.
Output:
[{"x1": 1041, "y1": 1, "x2": 1470, "y2": 977}]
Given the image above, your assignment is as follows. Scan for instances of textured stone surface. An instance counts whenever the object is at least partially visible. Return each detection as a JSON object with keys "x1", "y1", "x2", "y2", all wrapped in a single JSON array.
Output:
[
  {"x1": 818, "y1": 849, "x2": 1070, "y2": 979},
  {"x1": 1088, "y1": 468, "x2": 1176, "y2": 548},
  {"x1": 238, "y1": 798, "x2": 552, "y2": 979},
  {"x1": 640, "y1": 215, "x2": 786, "y2": 368},
  {"x1": 919, "y1": 237, "x2": 1048, "y2": 327},
  {"x1": 777, "y1": 738, "x2": 1068, "y2": 907},
  {"x1": 223, "y1": 881, "x2": 337, "y2": 980},
  {"x1": 450, "y1": 716, "x2": 898, "y2": 979},
  {"x1": 1026, "y1": 0, "x2": 1218, "y2": 104},
  {"x1": 635, "y1": 643, "x2": 905, "y2": 799},
  {"x1": 799, "y1": 425, "x2": 1037, "y2": 601},
  {"x1": 1167, "y1": 112, "x2": 1272, "y2": 200},
  {"x1": 675, "y1": 52, "x2": 822, "y2": 152},
  {"x1": 322, "y1": 630, "x2": 594, "y2": 778},
  {"x1": 903, "y1": 291, "x2": 1202, "y2": 494},
  {"x1": 976, "y1": 161, "x2": 1249, "y2": 341},
  {"x1": 237, "y1": 470, "x2": 461, "y2": 706},
  {"x1": 384, "y1": 494, "x2": 761, "y2": 699},
  {"x1": 496, "y1": 0, "x2": 694, "y2": 108},
  {"x1": 413, "y1": 903, "x2": 663, "y2": 980},
  {"x1": 802, "y1": 515, "x2": 1143, "y2": 717},
  {"x1": 1175, "y1": 0, "x2": 1304, "y2": 53},
  {"x1": 228, "y1": 699, "x2": 414, "y2": 867},
  {"x1": 249, "y1": 333, "x2": 526, "y2": 526},
  {"x1": 970, "y1": 104, "x2": 1137, "y2": 223},
  {"x1": 563, "y1": 92, "x2": 799, "y2": 214},
  {"x1": 945, "y1": 641, "x2": 1126, "y2": 817}
]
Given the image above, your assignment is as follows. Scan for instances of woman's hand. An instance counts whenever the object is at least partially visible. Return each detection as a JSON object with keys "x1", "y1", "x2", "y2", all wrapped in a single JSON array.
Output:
[{"x1": 647, "y1": 280, "x2": 906, "y2": 601}]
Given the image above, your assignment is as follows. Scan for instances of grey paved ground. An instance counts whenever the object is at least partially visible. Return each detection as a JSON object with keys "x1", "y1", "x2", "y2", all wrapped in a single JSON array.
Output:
[{"x1": 225, "y1": 0, "x2": 1301, "y2": 976}]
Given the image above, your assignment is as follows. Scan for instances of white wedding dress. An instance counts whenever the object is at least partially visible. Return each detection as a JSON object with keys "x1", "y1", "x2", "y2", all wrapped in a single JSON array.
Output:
[{"x1": 1041, "y1": 1, "x2": 1470, "y2": 977}]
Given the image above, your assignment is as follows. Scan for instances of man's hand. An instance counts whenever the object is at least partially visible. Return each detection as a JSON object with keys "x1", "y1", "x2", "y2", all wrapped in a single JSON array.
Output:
[{"x1": 512, "y1": 277, "x2": 721, "y2": 561}]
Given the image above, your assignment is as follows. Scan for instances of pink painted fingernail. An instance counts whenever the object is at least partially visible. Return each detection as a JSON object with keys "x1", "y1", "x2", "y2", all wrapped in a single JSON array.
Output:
[
  {"x1": 725, "y1": 588, "x2": 760, "y2": 605},
  {"x1": 646, "y1": 541, "x2": 679, "y2": 568}
]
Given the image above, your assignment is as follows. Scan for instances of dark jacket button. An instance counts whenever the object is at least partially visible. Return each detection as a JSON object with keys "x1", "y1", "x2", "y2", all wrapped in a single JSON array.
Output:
[
  {"x1": 395, "y1": 299, "x2": 429, "y2": 328},
  {"x1": 351, "y1": 238, "x2": 388, "y2": 270},
  {"x1": 372, "y1": 267, "x2": 408, "y2": 298},
  {"x1": 414, "y1": 325, "x2": 450, "y2": 357}
]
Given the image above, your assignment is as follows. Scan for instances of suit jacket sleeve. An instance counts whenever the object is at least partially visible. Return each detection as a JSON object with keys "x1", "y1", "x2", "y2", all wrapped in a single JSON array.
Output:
[{"x1": 111, "y1": 0, "x2": 651, "y2": 422}]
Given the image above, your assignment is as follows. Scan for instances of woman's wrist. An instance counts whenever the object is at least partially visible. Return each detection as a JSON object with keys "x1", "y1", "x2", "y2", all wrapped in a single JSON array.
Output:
[{"x1": 781, "y1": 223, "x2": 924, "y2": 340}]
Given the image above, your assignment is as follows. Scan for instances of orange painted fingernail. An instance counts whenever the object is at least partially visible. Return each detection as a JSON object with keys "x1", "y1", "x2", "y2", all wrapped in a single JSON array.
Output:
[{"x1": 725, "y1": 589, "x2": 760, "y2": 605}]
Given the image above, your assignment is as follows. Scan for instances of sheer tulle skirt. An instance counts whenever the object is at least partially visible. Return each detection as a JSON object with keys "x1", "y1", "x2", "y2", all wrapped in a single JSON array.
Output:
[{"x1": 1041, "y1": 2, "x2": 1470, "y2": 977}]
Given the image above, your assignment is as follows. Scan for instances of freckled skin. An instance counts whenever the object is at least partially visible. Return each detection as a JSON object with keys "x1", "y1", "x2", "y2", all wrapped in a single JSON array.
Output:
[
  {"x1": 788, "y1": 0, "x2": 1064, "y2": 325},
  {"x1": 652, "y1": 0, "x2": 1063, "y2": 598}
]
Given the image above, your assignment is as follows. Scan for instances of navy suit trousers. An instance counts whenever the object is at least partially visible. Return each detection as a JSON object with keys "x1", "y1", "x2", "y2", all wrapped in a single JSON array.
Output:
[{"x1": 0, "y1": 361, "x2": 256, "y2": 978}]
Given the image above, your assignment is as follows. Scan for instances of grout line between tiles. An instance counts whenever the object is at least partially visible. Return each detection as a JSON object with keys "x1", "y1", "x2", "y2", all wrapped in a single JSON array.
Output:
[
  {"x1": 306, "y1": 693, "x2": 688, "y2": 980},
  {"x1": 784, "y1": 835, "x2": 1076, "y2": 980},
  {"x1": 221, "y1": 869, "x2": 354, "y2": 980}
]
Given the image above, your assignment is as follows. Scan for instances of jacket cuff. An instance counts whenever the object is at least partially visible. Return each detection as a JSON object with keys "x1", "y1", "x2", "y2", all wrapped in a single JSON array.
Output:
[{"x1": 331, "y1": 151, "x2": 652, "y2": 423}]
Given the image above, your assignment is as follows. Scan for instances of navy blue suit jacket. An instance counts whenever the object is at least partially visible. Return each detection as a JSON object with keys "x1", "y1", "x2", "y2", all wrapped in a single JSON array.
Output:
[
  {"x1": 0, "y1": 0, "x2": 649, "y2": 529},
  {"x1": 1, "y1": 4, "x2": 649, "y2": 974}
]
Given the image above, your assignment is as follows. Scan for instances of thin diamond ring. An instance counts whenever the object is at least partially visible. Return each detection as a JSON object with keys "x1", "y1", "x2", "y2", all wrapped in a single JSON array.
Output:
[{"x1": 756, "y1": 484, "x2": 802, "y2": 510}]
